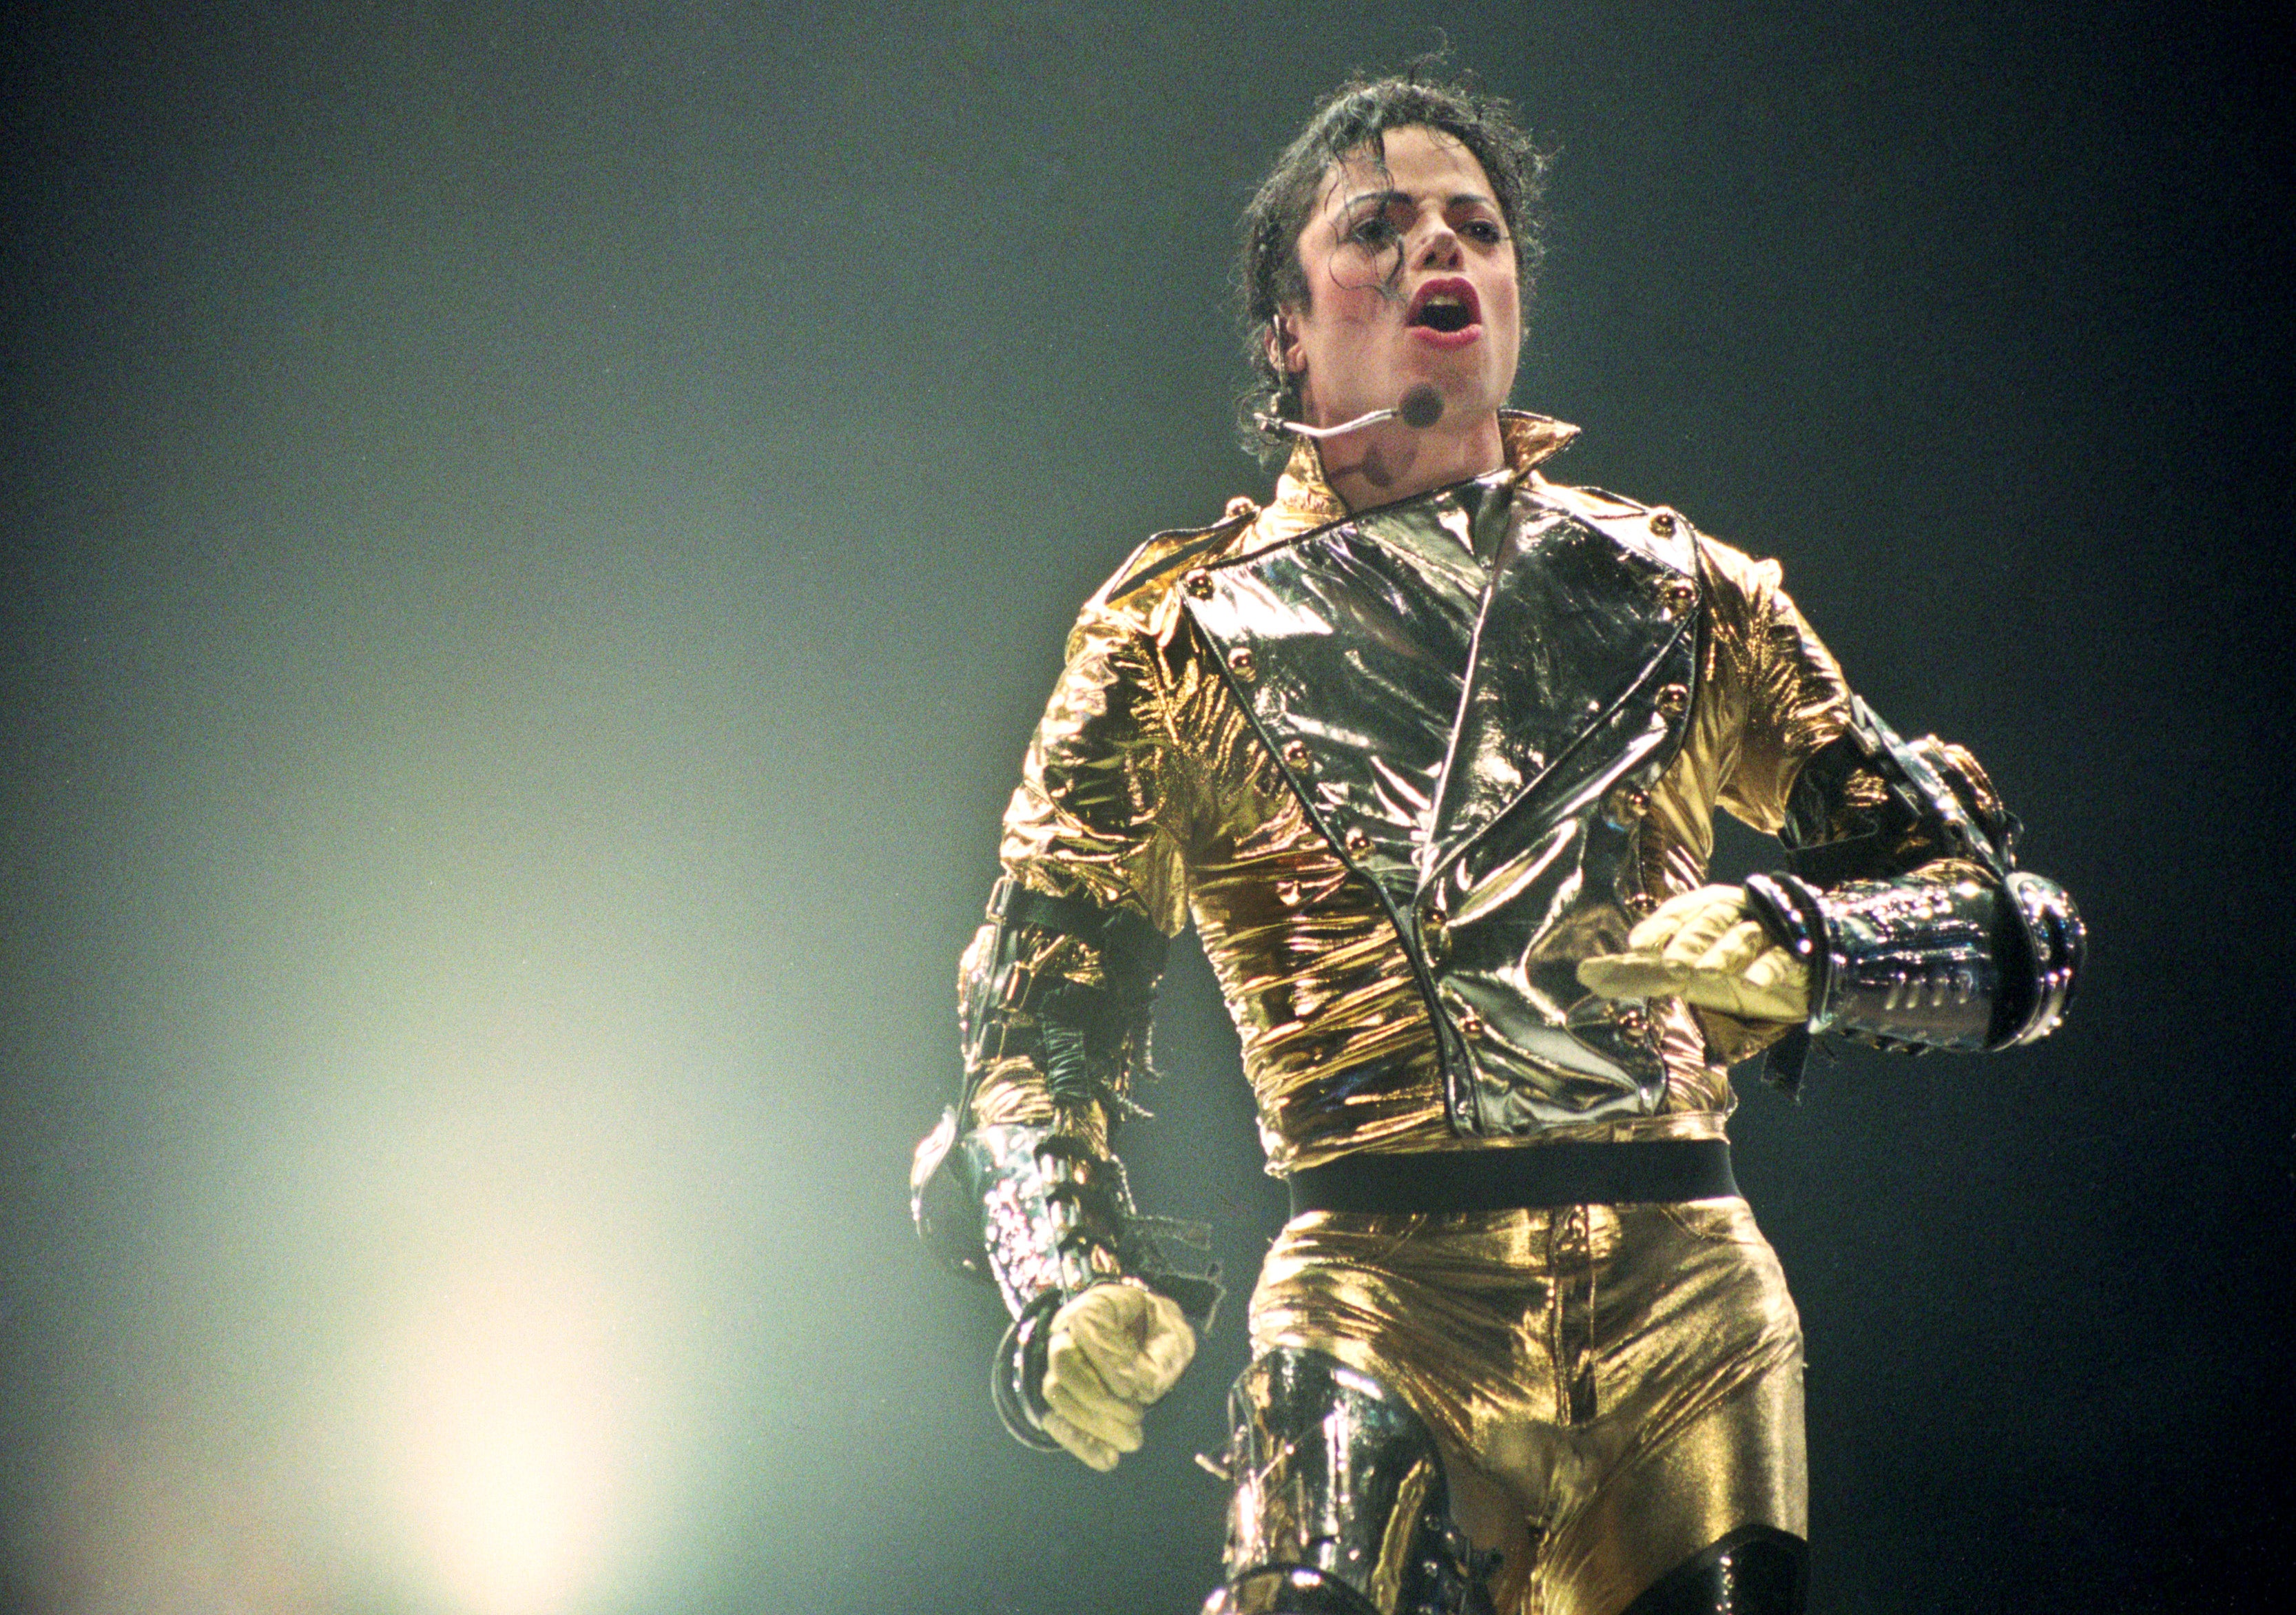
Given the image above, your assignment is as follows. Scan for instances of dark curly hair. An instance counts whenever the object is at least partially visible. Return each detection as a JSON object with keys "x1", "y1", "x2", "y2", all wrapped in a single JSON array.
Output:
[{"x1": 1234, "y1": 64, "x2": 1552, "y2": 462}]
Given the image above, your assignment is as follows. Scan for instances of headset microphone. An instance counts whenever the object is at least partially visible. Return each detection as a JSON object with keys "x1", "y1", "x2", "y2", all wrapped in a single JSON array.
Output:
[{"x1": 1256, "y1": 384, "x2": 1445, "y2": 441}]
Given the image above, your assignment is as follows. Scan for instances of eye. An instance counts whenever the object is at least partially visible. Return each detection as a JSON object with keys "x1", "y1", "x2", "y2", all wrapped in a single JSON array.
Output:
[
  {"x1": 1346, "y1": 213, "x2": 1398, "y2": 247},
  {"x1": 1462, "y1": 218, "x2": 1505, "y2": 246}
]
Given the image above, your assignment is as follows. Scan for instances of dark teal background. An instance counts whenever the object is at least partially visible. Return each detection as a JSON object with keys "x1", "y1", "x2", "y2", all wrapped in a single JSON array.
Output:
[{"x1": 3, "y1": 3, "x2": 2288, "y2": 1611}]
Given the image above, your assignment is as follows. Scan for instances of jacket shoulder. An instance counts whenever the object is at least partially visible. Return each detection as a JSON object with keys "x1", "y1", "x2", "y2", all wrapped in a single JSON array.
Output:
[
  {"x1": 1089, "y1": 496, "x2": 1263, "y2": 619},
  {"x1": 1526, "y1": 472, "x2": 1648, "y2": 524},
  {"x1": 1529, "y1": 472, "x2": 1785, "y2": 597},
  {"x1": 1524, "y1": 473, "x2": 1705, "y2": 578}
]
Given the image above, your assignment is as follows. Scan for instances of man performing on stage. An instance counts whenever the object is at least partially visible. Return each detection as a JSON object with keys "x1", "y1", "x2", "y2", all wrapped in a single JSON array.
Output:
[{"x1": 911, "y1": 68, "x2": 2082, "y2": 1615}]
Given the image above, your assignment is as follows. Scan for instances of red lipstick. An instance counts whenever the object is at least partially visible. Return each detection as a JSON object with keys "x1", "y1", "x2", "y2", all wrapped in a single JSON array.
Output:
[{"x1": 1405, "y1": 276, "x2": 1482, "y2": 348}]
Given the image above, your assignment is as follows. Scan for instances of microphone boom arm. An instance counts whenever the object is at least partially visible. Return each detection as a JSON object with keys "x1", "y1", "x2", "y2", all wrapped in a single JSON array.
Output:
[{"x1": 1256, "y1": 384, "x2": 1445, "y2": 441}]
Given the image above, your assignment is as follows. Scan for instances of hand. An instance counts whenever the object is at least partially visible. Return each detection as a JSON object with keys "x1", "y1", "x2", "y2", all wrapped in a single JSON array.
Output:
[
  {"x1": 1039, "y1": 1281, "x2": 1196, "y2": 1472},
  {"x1": 1577, "y1": 884, "x2": 1812, "y2": 1022}
]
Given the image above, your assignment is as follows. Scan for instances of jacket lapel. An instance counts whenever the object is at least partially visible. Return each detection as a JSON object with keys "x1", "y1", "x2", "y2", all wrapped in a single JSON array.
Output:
[
  {"x1": 1181, "y1": 488, "x2": 1486, "y2": 884},
  {"x1": 1180, "y1": 455, "x2": 1697, "y2": 909},
  {"x1": 1419, "y1": 488, "x2": 1697, "y2": 892}
]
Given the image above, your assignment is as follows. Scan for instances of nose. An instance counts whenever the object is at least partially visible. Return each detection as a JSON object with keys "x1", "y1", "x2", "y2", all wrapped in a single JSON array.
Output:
[{"x1": 1411, "y1": 218, "x2": 1463, "y2": 271}]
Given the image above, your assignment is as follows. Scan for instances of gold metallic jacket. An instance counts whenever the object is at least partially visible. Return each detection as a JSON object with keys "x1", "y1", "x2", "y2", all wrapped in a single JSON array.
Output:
[{"x1": 968, "y1": 414, "x2": 1987, "y2": 1175}]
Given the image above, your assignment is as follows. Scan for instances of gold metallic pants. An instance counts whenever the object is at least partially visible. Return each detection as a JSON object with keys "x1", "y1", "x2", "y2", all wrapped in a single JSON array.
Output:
[{"x1": 1250, "y1": 1198, "x2": 1806, "y2": 1615}]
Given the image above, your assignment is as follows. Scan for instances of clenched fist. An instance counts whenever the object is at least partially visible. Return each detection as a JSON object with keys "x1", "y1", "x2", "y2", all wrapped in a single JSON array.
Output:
[
  {"x1": 1578, "y1": 884, "x2": 1812, "y2": 1023},
  {"x1": 1040, "y1": 1281, "x2": 1196, "y2": 1472}
]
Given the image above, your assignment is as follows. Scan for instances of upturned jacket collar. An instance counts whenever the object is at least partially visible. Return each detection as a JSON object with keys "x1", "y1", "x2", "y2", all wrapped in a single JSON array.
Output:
[{"x1": 1263, "y1": 409, "x2": 1582, "y2": 536}]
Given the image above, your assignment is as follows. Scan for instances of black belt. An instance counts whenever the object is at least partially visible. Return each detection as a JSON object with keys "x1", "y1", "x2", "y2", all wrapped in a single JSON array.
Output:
[{"x1": 1286, "y1": 1138, "x2": 1737, "y2": 1216}]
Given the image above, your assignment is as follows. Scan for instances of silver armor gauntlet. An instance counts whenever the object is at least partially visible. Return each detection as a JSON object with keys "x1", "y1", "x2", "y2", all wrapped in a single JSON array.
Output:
[
  {"x1": 1749, "y1": 696, "x2": 2085, "y2": 1075},
  {"x1": 910, "y1": 878, "x2": 1219, "y2": 1448},
  {"x1": 964, "y1": 1121, "x2": 1141, "y2": 1451},
  {"x1": 1744, "y1": 867, "x2": 2082, "y2": 1052},
  {"x1": 913, "y1": 1111, "x2": 1173, "y2": 1451}
]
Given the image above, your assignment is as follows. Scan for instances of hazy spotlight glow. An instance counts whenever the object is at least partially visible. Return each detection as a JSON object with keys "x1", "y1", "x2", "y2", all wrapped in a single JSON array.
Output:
[{"x1": 372, "y1": 1246, "x2": 641, "y2": 1615}]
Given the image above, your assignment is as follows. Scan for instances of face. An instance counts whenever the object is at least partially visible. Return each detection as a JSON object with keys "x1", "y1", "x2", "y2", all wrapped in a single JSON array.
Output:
[{"x1": 1274, "y1": 125, "x2": 1521, "y2": 433}]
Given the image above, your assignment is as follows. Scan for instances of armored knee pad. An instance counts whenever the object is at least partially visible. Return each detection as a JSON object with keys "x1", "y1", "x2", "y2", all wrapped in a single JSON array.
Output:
[
  {"x1": 1620, "y1": 1524, "x2": 1807, "y2": 1615},
  {"x1": 1201, "y1": 1348, "x2": 1492, "y2": 1615}
]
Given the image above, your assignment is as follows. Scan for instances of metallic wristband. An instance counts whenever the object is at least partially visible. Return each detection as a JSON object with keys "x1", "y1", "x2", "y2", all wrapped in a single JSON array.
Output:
[
  {"x1": 1746, "y1": 867, "x2": 2081, "y2": 1053},
  {"x1": 990, "y1": 1291, "x2": 1066, "y2": 1452},
  {"x1": 2000, "y1": 870, "x2": 2085, "y2": 1045}
]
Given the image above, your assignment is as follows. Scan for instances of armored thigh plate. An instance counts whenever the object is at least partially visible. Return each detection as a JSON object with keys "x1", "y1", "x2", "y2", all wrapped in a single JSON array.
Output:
[{"x1": 1205, "y1": 1349, "x2": 1491, "y2": 1615}]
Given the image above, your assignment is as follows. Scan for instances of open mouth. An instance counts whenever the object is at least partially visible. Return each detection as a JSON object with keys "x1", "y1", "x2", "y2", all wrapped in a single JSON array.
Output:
[{"x1": 1407, "y1": 278, "x2": 1481, "y2": 334}]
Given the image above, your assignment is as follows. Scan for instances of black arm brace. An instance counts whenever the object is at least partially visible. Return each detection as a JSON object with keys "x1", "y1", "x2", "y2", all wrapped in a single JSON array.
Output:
[
  {"x1": 909, "y1": 878, "x2": 1221, "y2": 1448},
  {"x1": 1744, "y1": 697, "x2": 2084, "y2": 1092}
]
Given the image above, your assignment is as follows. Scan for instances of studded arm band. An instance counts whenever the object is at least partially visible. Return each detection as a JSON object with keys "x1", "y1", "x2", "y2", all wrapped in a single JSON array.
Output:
[
  {"x1": 958, "y1": 876, "x2": 1169, "y2": 1118},
  {"x1": 1744, "y1": 867, "x2": 2082, "y2": 1052},
  {"x1": 913, "y1": 877, "x2": 1171, "y2": 1282},
  {"x1": 962, "y1": 1123, "x2": 1135, "y2": 1316},
  {"x1": 1750, "y1": 695, "x2": 2085, "y2": 1080}
]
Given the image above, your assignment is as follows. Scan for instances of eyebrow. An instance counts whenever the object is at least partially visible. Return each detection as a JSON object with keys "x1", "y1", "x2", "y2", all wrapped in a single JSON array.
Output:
[{"x1": 1338, "y1": 188, "x2": 1498, "y2": 212}]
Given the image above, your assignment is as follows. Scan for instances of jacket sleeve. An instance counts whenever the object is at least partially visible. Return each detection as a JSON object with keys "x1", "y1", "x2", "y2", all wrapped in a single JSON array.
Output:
[
  {"x1": 1699, "y1": 541, "x2": 2085, "y2": 1089},
  {"x1": 909, "y1": 590, "x2": 1218, "y2": 1448}
]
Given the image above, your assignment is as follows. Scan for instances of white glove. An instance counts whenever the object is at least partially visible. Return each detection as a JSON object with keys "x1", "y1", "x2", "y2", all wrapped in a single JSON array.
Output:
[
  {"x1": 1577, "y1": 884, "x2": 1812, "y2": 1023},
  {"x1": 1038, "y1": 1281, "x2": 1197, "y2": 1472}
]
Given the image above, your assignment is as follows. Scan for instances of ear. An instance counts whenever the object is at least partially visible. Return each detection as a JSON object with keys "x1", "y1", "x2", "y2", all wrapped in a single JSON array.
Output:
[{"x1": 1268, "y1": 314, "x2": 1306, "y2": 376}]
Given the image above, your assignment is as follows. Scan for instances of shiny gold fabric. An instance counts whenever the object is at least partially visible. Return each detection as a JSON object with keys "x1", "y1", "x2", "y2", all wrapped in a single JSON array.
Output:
[
  {"x1": 1251, "y1": 1197, "x2": 1806, "y2": 1615},
  {"x1": 977, "y1": 413, "x2": 1854, "y2": 1172},
  {"x1": 969, "y1": 415, "x2": 1843, "y2": 1607}
]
